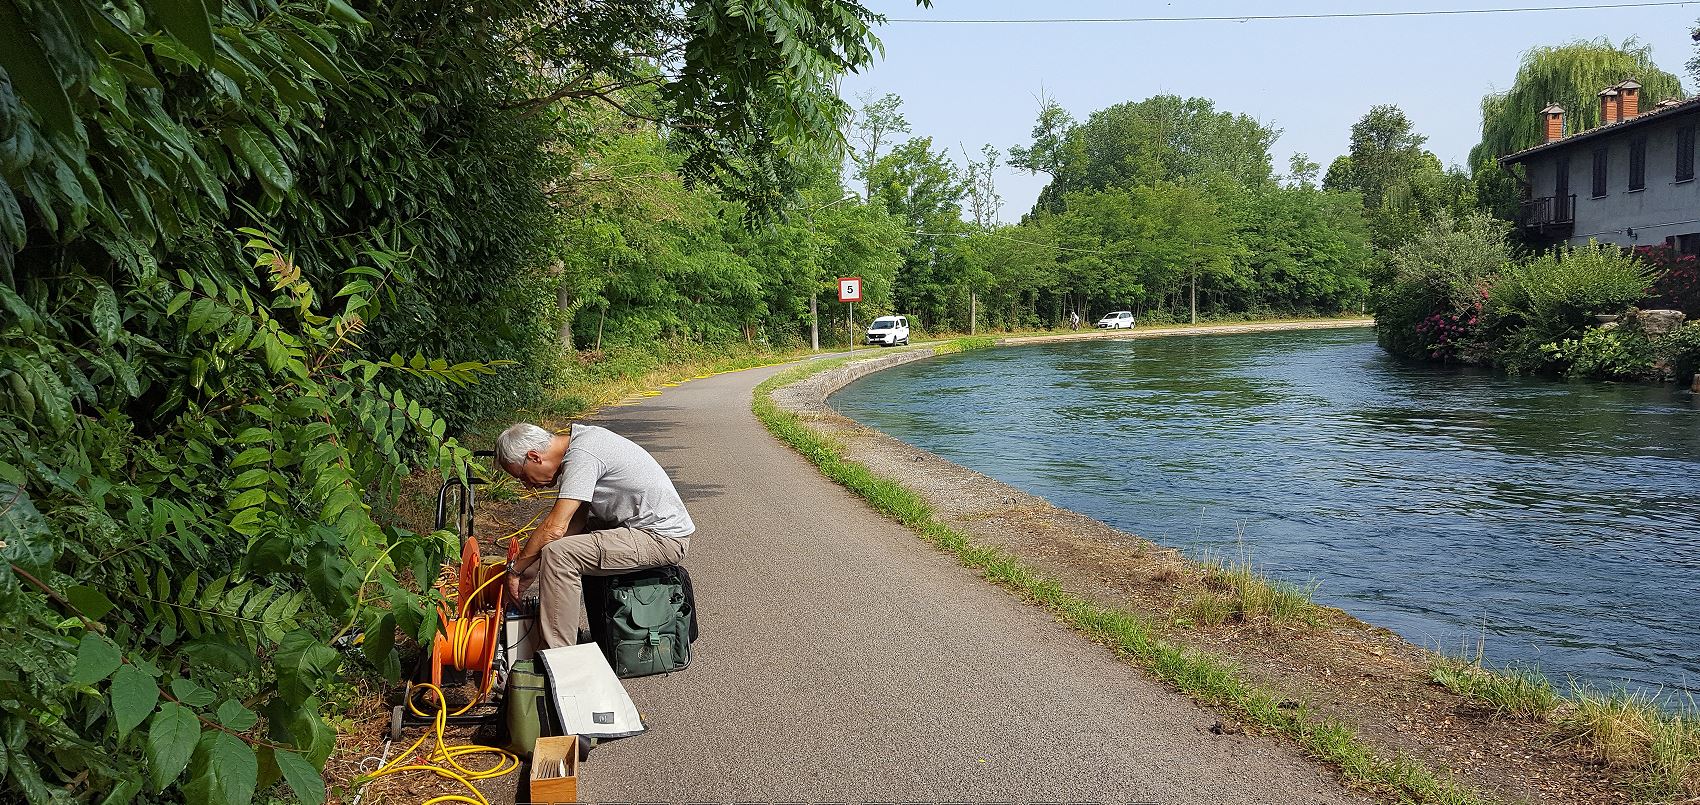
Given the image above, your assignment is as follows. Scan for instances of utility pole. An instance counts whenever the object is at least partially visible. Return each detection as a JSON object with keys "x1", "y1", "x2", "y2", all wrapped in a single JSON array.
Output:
[
  {"x1": 1190, "y1": 269, "x2": 1198, "y2": 325},
  {"x1": 805, "y1": 193, "x2": 858, "y2": 351}
]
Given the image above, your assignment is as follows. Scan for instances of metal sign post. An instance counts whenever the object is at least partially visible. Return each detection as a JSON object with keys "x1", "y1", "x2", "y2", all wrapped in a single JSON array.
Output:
[{"x1": 838, "y1": 277, "x2": 861, "y2": 353}]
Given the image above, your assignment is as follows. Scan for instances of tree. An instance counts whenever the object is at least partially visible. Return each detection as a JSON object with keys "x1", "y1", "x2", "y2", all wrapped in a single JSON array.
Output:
[
  {"x1": 1046, "y1": 182, "x2": 1240, "y2": 321},
  {"x1": 1008, "y1": 89, "x2": 1076, "y2": 180},
  {"x1": 851, "y1": 92, "x2": 913, "y2": 200},
  {"x1": 1690, "y1": 21, "x2": 1700, "y2": 84},
  {"x1": 958, "y1": 143, "x2": 1005, "y2": 331},
  {"x1": 1223, "y1": 182, "x2": 1373, "y2": 312},
  {"x1": 1470, "y1": 38, "x2": 1684, "y2": 221},
  {"x1": 961, "y1": 144, "x2": 1004, "y2": 230},
  {"x1": 1330, "y1": 105, "x2": 1474, "y2": 251},
  {"x1": 1028, "y1": 94, "x2": 1278, "y2": 214},
  {"x1": 1288, "y1": 153, "x2": 1321, "y2": 188},
  {"x1": 866, "y1": 137, "x2": 968, "y2": 327},
  {"x1": 1340, "y1": 105, "x2": 1430, "y2": 210},
  {"x1": 1323, "y1": 155, "x2": 1354, "y2": 193},
  {"x1": 957, "y1": 226, "x2": 1060, "y2": 329}
]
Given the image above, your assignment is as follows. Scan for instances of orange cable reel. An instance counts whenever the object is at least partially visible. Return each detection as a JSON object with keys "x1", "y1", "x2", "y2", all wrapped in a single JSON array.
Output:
[{"x1": 423, "y1": 536, "x2": 516, "y2": 711}]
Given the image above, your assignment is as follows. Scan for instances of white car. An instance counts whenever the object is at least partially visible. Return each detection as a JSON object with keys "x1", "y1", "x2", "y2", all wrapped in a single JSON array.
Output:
[
  {"x1": 1096, "y1": 310, "x2": 1136, "y2": 329},
  {"x1": 865, "y1": 315, "x2": 910, "y2": 346}
]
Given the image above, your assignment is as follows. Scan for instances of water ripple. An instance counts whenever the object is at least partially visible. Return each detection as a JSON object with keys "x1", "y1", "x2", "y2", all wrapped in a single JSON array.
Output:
[{"x1": 831, "y1": 329, "x2": 1700, "y2": 699}]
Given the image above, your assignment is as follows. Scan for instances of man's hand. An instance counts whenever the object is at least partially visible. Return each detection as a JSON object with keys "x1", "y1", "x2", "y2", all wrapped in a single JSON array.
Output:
[
  {"x1": 505, "y1": 560, "x2": 534, "y2": 603},
  {"x1": 507, "y1": 497, "x2": 581, "y2": 604}
]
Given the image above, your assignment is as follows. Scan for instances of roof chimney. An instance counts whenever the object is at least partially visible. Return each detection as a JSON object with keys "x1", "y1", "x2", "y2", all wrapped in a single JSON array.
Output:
[
  {"x1": 1599, "y1": 85, "x2": 1621, "y2": 125},
  {"x1": 1542, "y1": 104, "x2": 1566, "y2": 142},
  {"x1": 1618, "y1": 79, "x2": 1641, "y2": 119}
]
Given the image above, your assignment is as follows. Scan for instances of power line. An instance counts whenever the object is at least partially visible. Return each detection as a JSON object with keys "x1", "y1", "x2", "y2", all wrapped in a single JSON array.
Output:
[{"x1": 888, "y1": 1, "x2": 1695, "y2": 24}]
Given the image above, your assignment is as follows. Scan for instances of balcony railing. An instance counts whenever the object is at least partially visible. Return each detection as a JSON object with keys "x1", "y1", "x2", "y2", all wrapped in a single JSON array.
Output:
[{"x1": 1519, "y1": 194, "x2": 1576, "y2": 232}]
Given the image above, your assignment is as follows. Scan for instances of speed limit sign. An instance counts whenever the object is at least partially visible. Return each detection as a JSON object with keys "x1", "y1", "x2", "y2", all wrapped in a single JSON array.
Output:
[{"x1": 838, "y1": 277, "x2": 862, "y2": 302}]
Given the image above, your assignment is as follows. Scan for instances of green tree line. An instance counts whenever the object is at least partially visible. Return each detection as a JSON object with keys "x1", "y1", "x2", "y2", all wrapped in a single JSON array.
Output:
[{"x1": 849, "y1": 92, "x2": 1382, "y2": 330}]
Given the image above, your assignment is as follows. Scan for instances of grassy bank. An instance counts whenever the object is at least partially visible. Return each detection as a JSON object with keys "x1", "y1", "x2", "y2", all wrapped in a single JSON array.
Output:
[
  {"x1": 751, "y1": 341, "x2": 1485, "y2": 805},
  {"x1": 1429, "y1": 654, "x2": 1700, "y2": 800}
]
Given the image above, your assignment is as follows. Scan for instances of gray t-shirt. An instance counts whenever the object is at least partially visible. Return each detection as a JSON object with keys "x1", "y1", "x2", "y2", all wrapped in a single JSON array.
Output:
[{"x1": 556, "y1": 424, "x2": 695, "y2": 539}]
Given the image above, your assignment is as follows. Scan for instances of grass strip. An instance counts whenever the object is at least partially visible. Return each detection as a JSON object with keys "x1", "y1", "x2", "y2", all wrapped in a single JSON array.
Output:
[
  {"x1": 1428, "y1": 649, "x2": 1700, "y2": 800},
  {"x1": 751, "y1": 342, "x2": 1487, "y2": 805}
]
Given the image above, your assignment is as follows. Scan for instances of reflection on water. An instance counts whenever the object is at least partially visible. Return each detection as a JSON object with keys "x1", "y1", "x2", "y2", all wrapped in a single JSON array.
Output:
[{"x1": 831, "y1": 328, "x2": 1700, "y2": 698}]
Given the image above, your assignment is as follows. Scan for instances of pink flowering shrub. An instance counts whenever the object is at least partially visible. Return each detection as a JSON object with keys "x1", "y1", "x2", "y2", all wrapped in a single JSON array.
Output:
[
  {"x1": 1413, "y1": 292, "x2": 1485, "y2": 361},
  {"x1": 1635, "y1": 245, "x2": 1700, "y2": 316}
]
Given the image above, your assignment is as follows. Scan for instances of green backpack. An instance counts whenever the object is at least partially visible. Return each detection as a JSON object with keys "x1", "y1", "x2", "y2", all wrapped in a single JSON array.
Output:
[{"x1": 584, "y1": 565, "x2": 698, "y2": 678}]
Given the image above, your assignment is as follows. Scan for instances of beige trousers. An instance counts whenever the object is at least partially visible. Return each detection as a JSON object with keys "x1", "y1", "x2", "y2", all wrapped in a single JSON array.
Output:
[{"x1": 535, "y1": 525, "x2": 689, "y2": 647}]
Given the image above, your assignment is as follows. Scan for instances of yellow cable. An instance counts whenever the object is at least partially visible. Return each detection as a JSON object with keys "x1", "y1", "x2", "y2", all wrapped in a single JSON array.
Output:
[
  {"x1": 416, "y1": 564, "x2": 507, "y2": 719},
  {"x1": 497, "y1": 508, "x2": 546, "y2": 546},
  {"x1": 368, "y1": 682, "x2": 520, "y2": 805}
]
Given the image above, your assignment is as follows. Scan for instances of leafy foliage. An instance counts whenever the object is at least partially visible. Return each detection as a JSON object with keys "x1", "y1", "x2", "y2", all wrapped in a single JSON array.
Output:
[
  {"x1": 2, "y1": 229, "x2": 470, "y2": 802},
  {"x1": 1032, "y1": 94, "x2": 1278, "y2": 214},
  {"x1": 1657, "y1": 322, "x2": 1700, "y2": 381},
  {"x1": 1, "y1": 0, "x2": 907, "y2": 802},
  {"x1": 1325, "y1": 105, "x2": 1477, "y2": 251},
  {"x1": 1545, "y1": 326, "x2": 1656, "y2": 380},
  {"x1": 1380, "y1": 237, "x2": 1660, "y2": 375},
  {"x1": 1373, "y1": 212, "x2": 1512, "y2": 360},
  {"x1": 1485, "y1": 242, "x2": 1656, "y2": 354},
  {"x1": 1637, "y1": 245, "x2": 1700, "y2": 317},
  {"x1": 914, "y1": 92, "x2": 1379, "y2": 329},
  {"x1": 866, "y1": 136, "x2": 970, "y2": 326}
]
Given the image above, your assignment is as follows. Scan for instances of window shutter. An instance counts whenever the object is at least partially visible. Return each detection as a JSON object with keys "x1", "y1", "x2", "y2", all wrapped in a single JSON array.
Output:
[
  {"x1": 1592, "y1": 147, "x2": 1609, "y2": 198},
  {"x1": 1629, "y1": 137, "x2": 1646, "y2": 190},
  {"x1": 1678, "y1": 125, "x2": 1695, "y2": 182}
]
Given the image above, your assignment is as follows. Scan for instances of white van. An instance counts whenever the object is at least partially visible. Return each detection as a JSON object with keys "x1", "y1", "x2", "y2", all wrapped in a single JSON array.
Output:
[{"x1": 865, "y1": 315, "x2": 910, "y2": 346}]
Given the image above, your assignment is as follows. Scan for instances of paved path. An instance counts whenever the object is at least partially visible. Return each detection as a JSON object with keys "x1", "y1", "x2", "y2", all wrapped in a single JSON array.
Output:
[{"x1": 573, "y1": 361, "x2": 1371, "y2": 804}]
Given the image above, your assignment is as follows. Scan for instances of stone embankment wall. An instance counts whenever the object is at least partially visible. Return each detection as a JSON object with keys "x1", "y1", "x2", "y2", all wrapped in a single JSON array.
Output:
[{"x1": 768, "y1": 349, "x2": 939, "y2": 417}]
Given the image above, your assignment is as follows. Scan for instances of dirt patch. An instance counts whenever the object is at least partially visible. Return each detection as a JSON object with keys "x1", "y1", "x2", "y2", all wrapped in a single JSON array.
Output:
[{"x1": 778, "y1": 342, "x2": 1634, "y2": 805}]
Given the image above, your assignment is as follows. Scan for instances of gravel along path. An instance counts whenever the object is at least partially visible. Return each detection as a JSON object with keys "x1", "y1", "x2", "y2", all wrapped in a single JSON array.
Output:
[{"x1": 569, "y1": 361, "x2": 1372, "y2": 804}]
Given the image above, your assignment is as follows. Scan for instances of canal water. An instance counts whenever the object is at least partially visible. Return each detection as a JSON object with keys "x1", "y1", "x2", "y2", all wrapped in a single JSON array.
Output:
[{"x1": 830, "y1": 327, "x2": 1700, "y2": 698}]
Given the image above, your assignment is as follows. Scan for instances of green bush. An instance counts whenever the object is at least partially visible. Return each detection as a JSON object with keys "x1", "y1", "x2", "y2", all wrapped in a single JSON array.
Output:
[
  {"x1": 1483, "y1": 243, "x2": 1656, "y2": 363},
  {"x1": 1657, "y1": 322, "x2": 1700, "y2": 382},
  {"x1": 1373, "y1": 212, "x2": 1511, "y2": 360},
  {"x1": 1544, "y1": 326, "x2": 1656, "y2": 380},
  {"x1": 1, "y1": 232, "x2": 478, "y2": 803}
]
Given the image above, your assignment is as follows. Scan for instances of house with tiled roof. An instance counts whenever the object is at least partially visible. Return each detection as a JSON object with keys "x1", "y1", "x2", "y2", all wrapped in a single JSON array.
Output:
[{"x1": 1500, "y1": 80, "x2": 1700, "y2": 252}]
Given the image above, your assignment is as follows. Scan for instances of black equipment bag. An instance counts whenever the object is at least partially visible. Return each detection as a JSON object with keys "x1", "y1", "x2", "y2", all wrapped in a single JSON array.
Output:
[{"x1": 583, "y1": 565, "x2": 698, "y2": 677}]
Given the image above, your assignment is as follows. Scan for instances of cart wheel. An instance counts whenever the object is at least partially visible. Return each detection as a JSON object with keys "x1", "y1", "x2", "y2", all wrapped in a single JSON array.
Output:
[
  {"x1": 389, "y1": 705, "x2": 405, "y2": 742},
  {"x1": 577, "y1": 737, "x2": 594, "y2": 763}
]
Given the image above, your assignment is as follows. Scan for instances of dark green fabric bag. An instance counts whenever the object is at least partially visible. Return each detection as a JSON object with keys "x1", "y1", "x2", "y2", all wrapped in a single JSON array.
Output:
[{"x1": 584, "y1": 565, "x2": 697, "y2": 678}]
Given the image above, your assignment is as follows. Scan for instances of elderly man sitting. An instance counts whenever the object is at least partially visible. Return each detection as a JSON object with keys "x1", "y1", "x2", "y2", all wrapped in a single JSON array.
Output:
[{"x1": 495, "y1": 422, "x2": 694, "y2": 647}]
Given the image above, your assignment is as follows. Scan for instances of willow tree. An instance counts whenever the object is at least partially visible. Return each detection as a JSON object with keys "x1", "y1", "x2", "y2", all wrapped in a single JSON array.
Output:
[{"x1": 1469, "y1": 39, "x2": 1684, "y2": 220}]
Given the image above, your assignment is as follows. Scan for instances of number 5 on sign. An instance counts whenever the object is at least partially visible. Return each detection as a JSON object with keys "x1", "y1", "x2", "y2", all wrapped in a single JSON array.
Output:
[{"x1": 838, "y1": 277, "x2": 862, "y2": 302}]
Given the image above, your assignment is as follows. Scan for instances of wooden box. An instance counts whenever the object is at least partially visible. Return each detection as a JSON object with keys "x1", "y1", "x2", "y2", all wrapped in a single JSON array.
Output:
[{"x1": 528, "y1": 735, "x2": 578, "y2": 803}]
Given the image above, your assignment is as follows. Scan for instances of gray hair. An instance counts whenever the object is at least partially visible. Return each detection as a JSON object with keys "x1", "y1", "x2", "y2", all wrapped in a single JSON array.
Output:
[{"x1": 495, "y1": 423, "x2": 554, "y2": 465}]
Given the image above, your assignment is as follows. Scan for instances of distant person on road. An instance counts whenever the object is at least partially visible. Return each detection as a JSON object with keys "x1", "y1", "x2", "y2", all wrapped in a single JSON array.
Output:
[
  {"x1": 495, "y1": 422, "x2": 694, "y2": 647},
  {"x1": 1069, "y1": 311, "x2": 1081, "y2": 331}
]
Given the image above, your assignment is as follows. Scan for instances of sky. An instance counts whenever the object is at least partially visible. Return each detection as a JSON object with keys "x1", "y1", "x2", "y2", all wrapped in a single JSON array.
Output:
[{"x1": 837, "y1": 0, "x2": 1700, "y2": 222}]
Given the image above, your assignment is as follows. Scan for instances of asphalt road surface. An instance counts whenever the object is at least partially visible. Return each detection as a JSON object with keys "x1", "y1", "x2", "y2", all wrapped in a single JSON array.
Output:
[{"x1": 571, "y1": 361, "x2": 1371, "y2": 805}]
